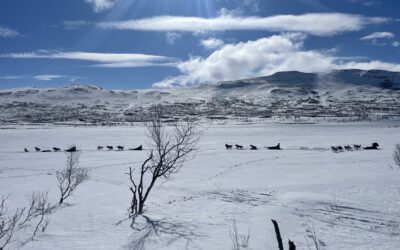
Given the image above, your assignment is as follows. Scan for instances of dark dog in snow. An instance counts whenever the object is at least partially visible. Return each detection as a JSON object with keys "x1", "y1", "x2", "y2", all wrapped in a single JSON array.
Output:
[
  {"x1": 235, "y1": 144, "x2": 243, "y2": 150},
  {"x1": 250, "y1": 145, "x2": 258, "y2": 150},
  {"x1": 344, "y1": 145, "x2": 353, "y2": 151},
  {"x1": 53, "y1": 147, "x2": 61, "y2": 152},
  {"x1": 225, "y1": 144, "x2": 233, "y2": 150}
]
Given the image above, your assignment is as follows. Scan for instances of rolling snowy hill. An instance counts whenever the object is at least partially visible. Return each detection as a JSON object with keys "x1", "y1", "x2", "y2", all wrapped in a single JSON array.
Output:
[{"x1": 0, "y1": 69, "x2": 399, "y2": 125}]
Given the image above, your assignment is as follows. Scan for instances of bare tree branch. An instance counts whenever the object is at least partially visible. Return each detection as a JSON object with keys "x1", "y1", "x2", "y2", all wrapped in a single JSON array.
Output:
[
  {"x1": 21, "y1": 192, "x2": 51, "y2": 245},
  {"x1": 128, "y1": 107, "x2": 200, "y2": 216},
  {"x1": 1, "y1": 192, "x2": 52, "y2": 249},
  {"x1": 305, "y1": 222, "x2": 321, "y2": 250},
  {"x1": 229, "y1": 218, "x2": 250, "y2": 250},
  {"x1": 57, "y1": 150, "x2": 89, "y2": 205},
  {"x1": 394, "y1": 144, "x2": 400, "y2": 168}
]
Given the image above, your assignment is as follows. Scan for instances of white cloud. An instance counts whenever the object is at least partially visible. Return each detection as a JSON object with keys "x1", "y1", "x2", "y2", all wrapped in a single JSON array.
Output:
[
  {"x1": 348, "y1": 0, "x2": 380, "y2": 6},
  {"x1": 363, "y1": 1, "x2": 380, "y2": 6},
  {"x1": 34, "y1": 75, "x2": 66, "y2": 81},
  {"x1": 153, "y1": 33, "x2": 400, "y2": 88},
  {"x1": 200, "y1": 38, "x2": 225, "y2": 50},
  {"x1": 1, "y1": 51, "x2": 176, "y2": 68},
  {"x1": 243, "y1": 0, "x2": 260, "y2": 12},
  {"x1": 218, "y1": 8, "x2": 244, "y2": 17},
  {"x1": 360, "y1": 31, "x2": 394, "y2": 40},
  {"x1": 393, "y1": 41, "x2": 400, "y2": 47},
  {"x1": 91, "y1": 61, "x2": 177, "y2": 68},
  {"x1": 98, "y1": 13, "x2": 388, "y2": 36},
  {"x1": 0, "y1": 75, "x2": 82, "y2": 81},
  {"x1": 63, "y1": 20, "x2": 92, "y2": 30},
  {"x1": 337, "y1": 60, "x2": 400, "y2": 71},
  {"x1": 0, "y1": 75, "x2": 25, "y2": 80},
  {"x1": 85, "y1": 0, "x2": 116, "y2": 13},
  {"x1": 0, "y1": 25, "x2": 20, "y2": 38},
  {"x1": 166, "y1": 32, "x2": 182, "y2": 45}
]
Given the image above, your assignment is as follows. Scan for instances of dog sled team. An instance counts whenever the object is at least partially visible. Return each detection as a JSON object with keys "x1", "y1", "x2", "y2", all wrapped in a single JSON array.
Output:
[
  {"x1": 331, "y1": 142, "x2": 379, "y2": 153},
  {"x1": 97, "y1": 145, "x2": 143, "y2": 151},
  {"x1": 24, "y1": 142, "x2": 380, "y2": 153},
  {"x1": 24, "y1": 145, "x2": 143, "y2": 153},
  {"x1": 225, "y1": 143, "x2": 281, "y2": 150},
  {"x1": 24, "y1": 146, "x2": 77, "y2": 153},
  {"x1": 224, "y1": 142, "x2": 380, "y2": 152}
]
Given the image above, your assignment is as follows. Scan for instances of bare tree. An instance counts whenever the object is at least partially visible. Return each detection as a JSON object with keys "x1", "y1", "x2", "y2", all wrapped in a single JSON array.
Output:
[
  {"x1": 0, "y1": 192, "x2": 52, "y2": 249},
  {"x1": 57, "y1": 150, "x2": 89, "y2": 205},
  {"x1": 19, "y1": 192, "x2": 50, "y2": 226},
  {"x1": 394, "y1": 144, "x2": 400, "y2": 168},
  {"x1": 230, "y1": 218, "x2": 250, "y2": 250},
  {"x1": 305, "y1": 222, "x2": 324, "y2": 250},
  {"x1": 128, "y1": 111, "x2": 200, "y2": 216},
  {"x1": 21, "y1": 192, "x2": 52, "y2": 245},
  {"x1": 0, "y1": 196, "x2": 24, "y2": 250}
]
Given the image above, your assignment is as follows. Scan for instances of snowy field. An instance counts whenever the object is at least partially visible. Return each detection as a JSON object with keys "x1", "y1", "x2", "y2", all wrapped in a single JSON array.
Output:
[{"x1": 1, "y1": 122, "x2": 400, "y2": 250}]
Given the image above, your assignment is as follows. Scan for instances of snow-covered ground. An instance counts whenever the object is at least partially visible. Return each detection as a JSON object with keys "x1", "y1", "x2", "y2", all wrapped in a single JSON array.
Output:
[{"x1": 1, "y1": 121, "x2": 400, "y2": 249}]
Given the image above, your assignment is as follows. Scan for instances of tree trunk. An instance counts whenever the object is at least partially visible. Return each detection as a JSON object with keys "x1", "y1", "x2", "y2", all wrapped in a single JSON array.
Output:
[
  {"x1": 271, "y1": 219, "x2": 284, "y2": 250},
  {"x1": 137, "y1": 176, "x2": 157, "y2": 214},
  {"x1": 138, "y1": 201, "x2": 144, "y2": 214},
  {"x1": 288, "y1": 240, "x2": 296, "y2": 250}
]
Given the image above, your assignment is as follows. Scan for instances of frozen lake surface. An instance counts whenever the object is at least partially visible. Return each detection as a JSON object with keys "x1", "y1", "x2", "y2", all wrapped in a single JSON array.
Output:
[{"x1": 1, "y1": 122, "x2": 400, "y2": 249}]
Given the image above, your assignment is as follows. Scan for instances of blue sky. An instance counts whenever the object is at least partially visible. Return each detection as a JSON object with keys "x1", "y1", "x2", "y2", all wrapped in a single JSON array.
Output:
[{"x1": 0, "y1": 0, "x2": 399, "y2": 89}]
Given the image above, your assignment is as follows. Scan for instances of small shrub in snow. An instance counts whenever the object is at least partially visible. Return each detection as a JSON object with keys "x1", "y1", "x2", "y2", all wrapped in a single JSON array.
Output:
[
  {"x1": 329, "y1": 194, "x2": 341, "y2": 212},
  {"x1": 0, "y1": 192, "x2": 52, "y2": 249},
  {"x1": 21, "y1": 192, "x2": 52, "y2": 245},
  {"x1": 0, "y1": 196, "x2": 24, "y2": 249},
  {"x1": 229, "y1": 218, "x2": 250, "y2": 250},
  {"x1": 57, "y1": 150, "x2": 89, "y2": 205},
  {"x1": 305, "y1": 222, "x2": 325, "y2": 250},
  {"x1": 394, "y1": 144, "x2": 400, "y2": 168}
]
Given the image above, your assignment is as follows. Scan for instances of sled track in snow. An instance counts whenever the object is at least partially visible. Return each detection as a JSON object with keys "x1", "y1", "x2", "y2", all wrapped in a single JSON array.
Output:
[{"x1": 294, "y1": 201, "x2": 400, "y2": 236}]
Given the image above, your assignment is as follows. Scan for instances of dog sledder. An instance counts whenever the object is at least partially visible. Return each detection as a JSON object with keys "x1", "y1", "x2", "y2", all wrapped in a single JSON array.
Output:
[
  {"x1": 224, "y1": 143, "x2": 282, "y2": 150},
  {"x1": 222, "y1": 141, "x2": 382, "y2": 153},
  {"x1": 331, "y1": 142, "x2": 380, "y2": 153}
]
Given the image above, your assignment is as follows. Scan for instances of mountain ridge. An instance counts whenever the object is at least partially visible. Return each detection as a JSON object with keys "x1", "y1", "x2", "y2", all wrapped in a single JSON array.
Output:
[
  {"x1": 1, "y1": 69, "x2": 400, "y2": 94},
  {"x1": 0, "y1": 69, "x2": 399, "y2": 124},
  {"x1": 208, "y1": 69, "x2": 400, "y2": 90}
]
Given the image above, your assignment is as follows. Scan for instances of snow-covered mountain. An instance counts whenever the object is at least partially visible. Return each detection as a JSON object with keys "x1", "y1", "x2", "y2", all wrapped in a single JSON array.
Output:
[{"x1": 0, "y1": 69, "x2": 399, "y2": 124}]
